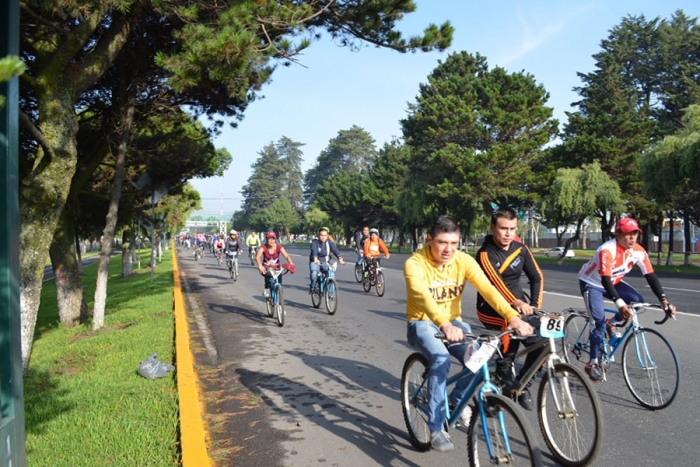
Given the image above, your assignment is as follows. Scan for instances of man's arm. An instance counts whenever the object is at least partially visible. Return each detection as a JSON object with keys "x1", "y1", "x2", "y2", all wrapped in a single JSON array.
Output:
[{"x1": 522, "y1": 246, "x2": 544, "y2": 308}]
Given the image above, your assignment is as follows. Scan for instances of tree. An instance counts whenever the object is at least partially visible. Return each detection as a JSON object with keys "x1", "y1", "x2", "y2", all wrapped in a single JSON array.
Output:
[
  {"x1": 542, "y1": 162, "x2": 625, "y2": 263},
  {"x1": 251, "y1": 198, "x2": 300, "y2": 240},
  {"x1": 304, "y1": 125, "x2": 377, "y2": 205},
  {"x1": 276, "y1": 137, "x2": 305, "y2": 212},
  {"x1": 401, "y1": 51, "x2": 558, "y2": 225},
  {"x1": 640, "y1": 105, "x2": 700, "y2": 265},
  {"x1": 314, "y1": 170, "x2": 367, "y2": 241},
  {"x1": 18, "y1": 0, "x2": 452, "y2": 369}
]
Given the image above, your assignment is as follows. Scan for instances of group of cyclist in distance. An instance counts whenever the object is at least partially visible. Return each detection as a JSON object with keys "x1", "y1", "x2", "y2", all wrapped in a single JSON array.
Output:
[{"x1": 404, "y1": 209, "x2": 677, "y2": 453}]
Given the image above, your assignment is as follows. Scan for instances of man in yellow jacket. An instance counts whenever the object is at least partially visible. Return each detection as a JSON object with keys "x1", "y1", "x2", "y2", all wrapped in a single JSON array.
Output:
[{"x1": 404, "y1": 215, "x2": 533, "y2": 453}]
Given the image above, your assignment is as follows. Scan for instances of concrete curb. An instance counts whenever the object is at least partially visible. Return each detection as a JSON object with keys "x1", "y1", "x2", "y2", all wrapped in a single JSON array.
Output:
[{"x1": 173, "y1": 248, "x2": 213, "y2": 466}]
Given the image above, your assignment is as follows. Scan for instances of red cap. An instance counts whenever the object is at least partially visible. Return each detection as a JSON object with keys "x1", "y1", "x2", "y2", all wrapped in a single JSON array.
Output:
[
  {"x1": 615, "y1": 218, "x2": 642, "y2": 234},
  {"x1": 266, "y1": 231, "x2": 277, "y2": 239}
]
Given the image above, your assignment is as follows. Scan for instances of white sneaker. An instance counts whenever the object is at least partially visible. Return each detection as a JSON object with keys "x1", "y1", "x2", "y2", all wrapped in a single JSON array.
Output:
[
  {"x1": 457, "y1": 404, "x2": 472, "y2": 428},
  {"x1": 263, "y1": 289, "x2": 270, "y2": 298},
  {"x1": 430, "y1": 430, "x2": 454, "y2": 452}
]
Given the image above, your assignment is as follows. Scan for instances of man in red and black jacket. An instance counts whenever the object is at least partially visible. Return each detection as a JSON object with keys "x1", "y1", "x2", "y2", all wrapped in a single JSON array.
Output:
[{"x1": 476, "y1": 207, "x2": 544, "y2": 410}]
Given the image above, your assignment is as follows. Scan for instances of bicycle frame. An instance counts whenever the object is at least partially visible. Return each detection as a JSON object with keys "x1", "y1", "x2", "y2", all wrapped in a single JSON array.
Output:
[
  {"x1": 316, "y1": 262, "x2": 337, "y2": 293},
  {"x1": 266, "y1": 268, "x2": 286, "y2": 302}
]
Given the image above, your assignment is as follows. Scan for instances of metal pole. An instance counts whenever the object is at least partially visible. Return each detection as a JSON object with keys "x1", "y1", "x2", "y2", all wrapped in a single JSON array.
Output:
[{"x1": 150, "y1": 192, "x2": 156, "y2": 283}]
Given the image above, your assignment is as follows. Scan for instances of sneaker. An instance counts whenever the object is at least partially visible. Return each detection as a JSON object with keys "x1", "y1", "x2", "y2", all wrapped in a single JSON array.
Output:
[
  {"x1": 585, "y1": 362, "x2": 603, "y2": 382},
  {"x1": 457, "y1": 404, "x2": 472, "y2": 427},
  {"x1": 263, "y1": 289, "x2": 270, "y2": 298},
  {"x1": 430, "y1": 430, "x2": 454, "y2": 452},
  {"x1": 517, "y1": 388, "x2": 534, "y2": 411},
  {"x1": 607, "y1": 315, "x2": 626, "y2": 327}
]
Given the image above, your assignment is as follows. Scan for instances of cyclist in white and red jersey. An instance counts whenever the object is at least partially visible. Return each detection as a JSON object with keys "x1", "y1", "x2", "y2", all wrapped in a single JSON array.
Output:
[{"x1": 578, "y1": 217, "x2": 676, "y2": 382}]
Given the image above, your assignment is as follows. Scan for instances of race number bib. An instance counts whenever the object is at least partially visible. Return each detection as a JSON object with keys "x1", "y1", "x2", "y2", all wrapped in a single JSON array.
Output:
[
  {"x1": 540, "y1": 315, "x2": 565, "y2": 339},
  {"x1": 465, "y1": 341, "x2": 498, "y2": 373}
]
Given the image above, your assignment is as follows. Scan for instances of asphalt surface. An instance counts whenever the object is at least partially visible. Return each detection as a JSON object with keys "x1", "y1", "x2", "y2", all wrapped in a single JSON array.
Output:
[{"x1": 176, "y1": 245, "x2": 700, "y2": 467}]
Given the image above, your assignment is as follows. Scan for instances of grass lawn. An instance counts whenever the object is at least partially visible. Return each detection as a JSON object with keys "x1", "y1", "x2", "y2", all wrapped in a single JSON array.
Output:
[{"x1": 24, "y1": 249, "x2": 180, "y2": 467}]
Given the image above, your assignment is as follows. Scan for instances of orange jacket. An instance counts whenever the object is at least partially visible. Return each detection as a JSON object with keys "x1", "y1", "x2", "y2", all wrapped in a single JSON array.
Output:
[{"x1": 364, "y1": 237, "x2": 389, "y2": 258}]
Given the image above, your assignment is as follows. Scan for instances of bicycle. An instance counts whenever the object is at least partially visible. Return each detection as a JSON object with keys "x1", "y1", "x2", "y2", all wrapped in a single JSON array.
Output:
[
  {"x1": 216, "y1": 248, "x2": 223, "y2": 267},
  {"x1": 502, "y1": 310, "x2": 603, "y2": 466},
  {"x1": 560, "y1": 302, "x2": 680, "y2": 410},
  {"x1": 264, "y1": 266, "x2": 292, "y2": 327},
  {"x1": 225, "y1": 251, "x2": 239, "y2": 281},
  {"x1": 361, "y1": 257, "x2": 385, "y2": 297},
  {"x1": 249, "y1": 246, "x2": 257, "y2": 266},
  {"x1": 401, "y1": 330, "x2": 543, "y2": 466},
  {"x1": 193, "y1": 244, "x2": 201, "y2": 261},
  {"x1": 354, "y1": 256, "x2": 363, "y2": 283},
  {"x1": 310, "y1": 261, "x2": 340, "y2": 315}
]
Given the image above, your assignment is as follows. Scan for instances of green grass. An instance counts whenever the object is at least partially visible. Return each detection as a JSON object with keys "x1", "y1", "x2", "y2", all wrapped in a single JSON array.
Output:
[{"x1": 25, "y1": 249, "x2": 180, "y2": 467}]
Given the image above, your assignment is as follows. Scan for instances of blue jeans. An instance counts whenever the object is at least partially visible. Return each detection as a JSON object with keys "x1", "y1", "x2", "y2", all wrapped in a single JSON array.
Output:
[
  {"x1": 579, "y1": 280, "x2": 643, "y2": 361},
  {"x1": 407, "y1": 319, "x2": 474, "y2": 432},
  {"x1": 309, "y1": 262, "x2": 329, "y2": 289}
]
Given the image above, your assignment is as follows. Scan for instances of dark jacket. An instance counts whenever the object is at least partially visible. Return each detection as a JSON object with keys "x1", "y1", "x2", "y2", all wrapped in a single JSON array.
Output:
[
  {"x1": 476, "y1": 235, "x2": 544, "y2": 327},
  {"x1": 309, "y1": 238, "x2": 342, "y2": 264},
  {"x1": 354, "y1": 231, "x2": 368, "y2": 251}
]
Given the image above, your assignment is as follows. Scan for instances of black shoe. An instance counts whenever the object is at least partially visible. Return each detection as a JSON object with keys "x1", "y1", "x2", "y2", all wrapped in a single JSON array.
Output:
[{"x1": 517, "y1": 388, "x2": 534, "y2": 411}]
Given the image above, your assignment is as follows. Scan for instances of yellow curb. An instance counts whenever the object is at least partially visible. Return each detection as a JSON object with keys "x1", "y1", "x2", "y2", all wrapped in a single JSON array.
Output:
[{"x1": 172, "y1": 246, "x2": 213, "y2": 466}]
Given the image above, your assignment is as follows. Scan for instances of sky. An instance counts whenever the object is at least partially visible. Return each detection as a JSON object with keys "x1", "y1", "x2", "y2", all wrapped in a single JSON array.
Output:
[{"x1": 190, "y1": 1, "x2": 700, "y2": 217}]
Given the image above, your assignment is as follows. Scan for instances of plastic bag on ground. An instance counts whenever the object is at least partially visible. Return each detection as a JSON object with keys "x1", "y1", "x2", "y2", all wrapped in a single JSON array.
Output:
[{"x1": 137, "y1": 352, "x2": 175, "y2": 380}]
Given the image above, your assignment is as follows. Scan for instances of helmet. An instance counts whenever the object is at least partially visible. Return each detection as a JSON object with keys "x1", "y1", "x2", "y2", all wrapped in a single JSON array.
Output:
[
  {"x1": 319, "y1": 226, "x2": 330, "y2": 233},
  {"x1": 369, "y1": 228, "x2": 379, "y2": 235},
  {"x1": 266, "y1": 231, "x2": 277, "y2": 239},
  {"x1": 229, "y1": 229, "x2": 237, "y2": 235}
]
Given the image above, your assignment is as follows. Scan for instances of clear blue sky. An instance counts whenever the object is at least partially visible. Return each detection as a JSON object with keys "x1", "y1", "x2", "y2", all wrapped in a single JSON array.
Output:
[{"x1": 190, "y1": 1, "x2": 699, "y2": 217}]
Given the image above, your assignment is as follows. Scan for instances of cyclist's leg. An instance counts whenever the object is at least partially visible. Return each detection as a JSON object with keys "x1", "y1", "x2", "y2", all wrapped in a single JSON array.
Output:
[
  {"x1": 309, "y1": 262, "x2": 320, "y2": 290},
  {"x1": 407, "y1": 320, "x2": 451, "y2": 433},
  {"x1": 580, "y1": 281, "x2": 606, "y2": 363},
  {"x1": 609, "y1": 281, "x2": 645, "y2": 323},
  {"x1": 515, "y1": 315, "x2": 544, "y2": 380},
  {"x1": 446, "y1": 320, "x2": 475, "y2": 403}
]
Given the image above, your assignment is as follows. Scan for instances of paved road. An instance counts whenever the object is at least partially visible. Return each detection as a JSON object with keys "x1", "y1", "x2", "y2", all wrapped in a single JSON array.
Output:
[{"x1": 177, "y1": 246, "x2": 700, "y2": 467}]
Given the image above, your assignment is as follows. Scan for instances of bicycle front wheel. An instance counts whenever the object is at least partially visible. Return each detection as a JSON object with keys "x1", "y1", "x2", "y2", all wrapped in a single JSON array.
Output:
[
  {"x1": 375, "y1": 271, "x2": 385, "y2": 297},
  {"x1": 354, "y1": 262, "x2": 363, "y2": 283},
  {"x1": 274, "y1": 284, "x2": 285, "y2": 327},
  {"x1": 561, "y1": 313, "x2": 590, "y2": 374},
  {"x1": 400, "y1": 353, "x2": 431, "y2": 452},
  {"x1": 538, "y1": 362, "x2": 603, "y2": 466},
  {"x1": 233, "y1": 261, "x2": 239, "y2": 281},
  {"x1": 468, "y1": 394, "x2": 542, "y2": 467},
  {"x1": 622, "y1": 328, "x2": 680, "y2": 410},
  {"x1": 325, "y1": 278, "x2": 338, "y2": 315},
  {"x1": 362, "y1": 274, "x2": 371, "y2": 293}
]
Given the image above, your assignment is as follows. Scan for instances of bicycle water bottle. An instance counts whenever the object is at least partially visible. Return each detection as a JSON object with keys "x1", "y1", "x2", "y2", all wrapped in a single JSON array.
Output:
[{"x1": 609, "y1": 332, "x2": 622, "y2": 348}]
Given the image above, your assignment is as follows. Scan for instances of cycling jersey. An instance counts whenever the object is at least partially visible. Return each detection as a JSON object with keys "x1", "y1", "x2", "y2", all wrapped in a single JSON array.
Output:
[
  {"x1": 578, "y1": 238, "x2": 654, "y2": 287},
  {"x1": 246, "y1": 234, "x2": 261, "y2": 247}
]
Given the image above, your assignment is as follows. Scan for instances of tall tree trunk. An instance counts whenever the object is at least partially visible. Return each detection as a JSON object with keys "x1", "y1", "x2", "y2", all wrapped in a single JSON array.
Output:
[
  {"x1": 19, "y1": 95, "x2": 80, "y2": 371},
  {"x1": 683, "y1": 211, "x2": 692, "y2": 267},
  {"x1": 49, "y1": 204, "x2": 88, "y2": 327},
  {"x1": 75, "y1": 234, "x2": 84, "y2": 275},
  {"x1": 656, "y1": 211, "x2": 663, "y2": 267},
  {"x1": 665, "y1": 211, "x2": 674, "y2": 266},
  {"x1": 122, "y1": 228, "x2": 134, "y2": 277},
  {"x1": 93, "y1": 95, "x2": 135, "y2": 330}
]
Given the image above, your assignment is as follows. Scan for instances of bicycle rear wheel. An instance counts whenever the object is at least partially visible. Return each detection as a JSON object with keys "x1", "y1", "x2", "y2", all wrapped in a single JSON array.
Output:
[
  {"x1": 561, "y1": 313, "x2": 590, "y2": 374},
  {"x1": 375, "y1": 271, "x2": 385, "y2": 297},
  {"x1": 274, "y1": 284, "x2": 285, "y2": 327},
  {"x1": 538, "y1": 362, "x2": 603, "y2": 466},
  {"x1": 400, "y1": 353, "x2": 431, "y2": 452},
  {"x1": 468, "y1": 394, "x2": 542, "y2": 467},
  {"x1": 325, "y1": 279, "x2": 338, "y2": 315},
  {"x1": 622, "y1": 328, "x2": 680, "y2": 410}
]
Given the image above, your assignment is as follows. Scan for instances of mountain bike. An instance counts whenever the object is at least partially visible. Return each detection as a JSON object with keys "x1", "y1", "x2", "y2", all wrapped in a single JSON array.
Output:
[
  {"x1": 225, "y1": 251, "x2": 239, "y2": 281},
  {"x1": 264, "y1": 266, "x2": 292, "y2": 327},
  {"x1": 502, "y1": 310, "x2": 603, "y2": 466},
  {"x1": 560, "y1": 302, "x2": 679, "y2": 410},
  {"x1": 361, "y1": 257, "x2": 385, "y2": 297},
  {"x1": 248, "y1": 246, "x2": 257, "y2": 266},
  {"x1": 310, "y1": 261, "x2": 340, "y2": 315},
  {"x1": 401, "y1": 330, "x2": 542, "y2": 466}
]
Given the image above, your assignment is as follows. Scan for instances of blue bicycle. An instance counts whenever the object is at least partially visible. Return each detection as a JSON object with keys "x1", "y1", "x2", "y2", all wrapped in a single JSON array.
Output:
[
  {"x1": 401, "y1": 330, "x2": 542, "y2": 466},
  {"x1": 560, "y1": 302, "x2": 680, "y2": 410},
  {"x1": 264, "y1": 267, "x2": 291, "y2": 327},
  {"x1": 310, "y1": 261, "x2": 339, "y2": 315}
]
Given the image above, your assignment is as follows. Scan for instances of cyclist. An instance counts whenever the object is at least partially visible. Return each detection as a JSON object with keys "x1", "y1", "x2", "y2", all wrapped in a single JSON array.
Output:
[
  {"x1": 354, "y1": 226, "x2": 369, "y2": 266},
  {"x1": 214, "y1": 236, "x2": 225, "y2": 262},
  {"x1": 309, "y1": 227, "x2": 345, "y2": 293},
  {"x1": 224, "y1": 229, "x2": 243, "y2": 269},
  {"x1": 578, "y1": 217, "x2": 677, "y2": 382},
  {"x1": 363, "y1": 228, "x2": 390, "y2": 275},
  {"x1": 476, "y1": 207, "x2": 544, "y2": 411},
  {"x1": 256, "y1": 231, "x2": 295, "y2": 297},
  {"x1": 404, "y1": 215, "x2": 533, "y2": 453},
  {"x1": 246, "y1": 230, "x2": 261, "y2": 262}
]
